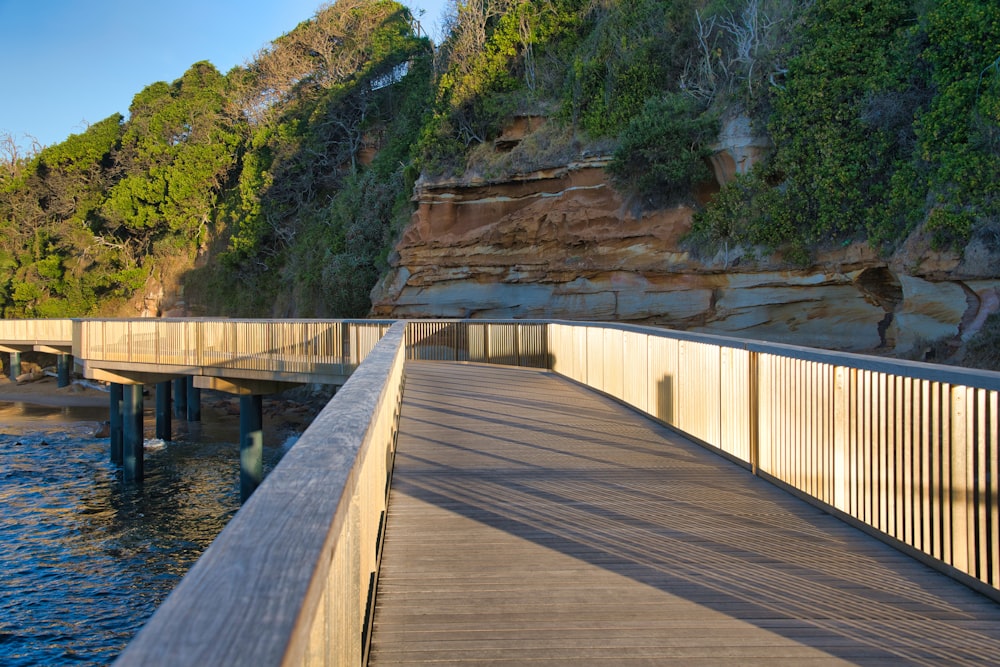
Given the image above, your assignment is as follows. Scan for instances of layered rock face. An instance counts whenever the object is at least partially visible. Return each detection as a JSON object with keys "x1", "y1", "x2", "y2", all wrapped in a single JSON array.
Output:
[{"x1": 372, "y1": 123, "x2": 1000, "y2": 356}]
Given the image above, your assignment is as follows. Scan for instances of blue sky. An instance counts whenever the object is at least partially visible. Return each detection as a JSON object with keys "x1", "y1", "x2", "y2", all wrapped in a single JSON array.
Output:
[{"x1": 0, "y1": 0, "x2": 449, "y2": 151}]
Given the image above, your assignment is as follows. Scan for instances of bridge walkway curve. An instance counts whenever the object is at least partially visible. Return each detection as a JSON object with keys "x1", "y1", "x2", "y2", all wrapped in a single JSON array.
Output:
[{"x1": 369, "y1": 361, "x2": 1000, "y2": 666}]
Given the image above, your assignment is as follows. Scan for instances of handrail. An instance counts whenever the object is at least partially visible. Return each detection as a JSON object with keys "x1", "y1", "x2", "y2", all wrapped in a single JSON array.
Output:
[
  {"x1": 0, "y1": 318, "x2": 73, "y2": 345},
  {"x1": 113, "y1": 321, "x2": 407, "y2": 666},
  {"x1": 406, "y1": 318, "x2": 549, "y2": 367},
  {"x1": 73, "y1": 318, "x2": 395, "y2": 382},
  {"x1": 1, "y1": 316, "x2": 995, "y2": 661},
  {"x1": 544, "y1": 320, "x2": 1000, "y2": 600}
]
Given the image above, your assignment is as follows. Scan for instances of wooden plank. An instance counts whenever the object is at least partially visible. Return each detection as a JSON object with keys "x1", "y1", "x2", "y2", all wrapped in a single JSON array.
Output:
[{"x1": 369, "y1": 362, "x2": 1000, "y2": 666}]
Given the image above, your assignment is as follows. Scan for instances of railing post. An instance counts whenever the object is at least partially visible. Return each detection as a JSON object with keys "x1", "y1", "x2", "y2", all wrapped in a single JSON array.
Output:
[
  {"x1": 749, "y1": 349, "x2": 760, "y2": 476},
  {"x1": 950, "y1": 386, "x2": 970, "y2": 574},
  {"x1": 833, "y1": 366, "x2": 850, "y2": 512}
]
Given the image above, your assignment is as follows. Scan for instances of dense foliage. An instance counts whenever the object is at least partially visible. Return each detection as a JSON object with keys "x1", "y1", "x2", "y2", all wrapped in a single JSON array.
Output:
[
  {"x1": 1, "y1": 0, "x2": 430, "y2": 317},
  {"x1": 2, "y1": 0, "x2": 998, "y2": 317},
  {"x1": 690, "y1": 0, "x2": 1000, "y2": 261}
]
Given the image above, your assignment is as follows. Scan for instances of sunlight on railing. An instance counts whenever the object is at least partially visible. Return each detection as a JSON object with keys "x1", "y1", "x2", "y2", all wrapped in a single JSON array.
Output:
[
  {"x1": 0, "y1": 318, "x2": 73, "y2": 344},
  {"x1": 543, "y1": 321, "x2": 1000, "y2": 598},
  {"x1": 400, "y1": 317, "x2": 1000, "y2": 598},
  {"x1": 112, "y1": 321, "x2": 407, "y2": 666},
  {"x1": 73, "y1": 318, "x2": 393, "y2": 381}
]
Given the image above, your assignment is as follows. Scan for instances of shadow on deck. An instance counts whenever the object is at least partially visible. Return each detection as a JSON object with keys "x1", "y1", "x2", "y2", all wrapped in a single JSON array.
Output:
[{"x1": 370, "y1": 361, "x2": 1000, "y2": 666}]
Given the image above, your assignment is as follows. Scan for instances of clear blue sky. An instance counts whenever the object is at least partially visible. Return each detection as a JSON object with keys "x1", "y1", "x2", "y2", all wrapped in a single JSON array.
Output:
[{"x1": 0, "y1": 0, "x2": 449, "y2": 151}]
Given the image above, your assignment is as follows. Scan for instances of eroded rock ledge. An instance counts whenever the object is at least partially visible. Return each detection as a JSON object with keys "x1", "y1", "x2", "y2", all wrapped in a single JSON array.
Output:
[{"x1": 372, "y1": 161, "x2": 1000, "y2": 357}]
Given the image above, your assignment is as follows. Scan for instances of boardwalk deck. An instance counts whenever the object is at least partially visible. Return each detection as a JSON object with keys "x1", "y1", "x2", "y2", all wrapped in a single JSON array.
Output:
[{"x1": 369, "y1": 361, "x2": 1000, "y2": 666}]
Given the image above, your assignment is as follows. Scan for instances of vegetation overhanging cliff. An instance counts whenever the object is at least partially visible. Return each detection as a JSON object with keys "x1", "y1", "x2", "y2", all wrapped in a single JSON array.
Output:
[{"x1": 1, "y1": 0, "x2": 998, "y2": 367}]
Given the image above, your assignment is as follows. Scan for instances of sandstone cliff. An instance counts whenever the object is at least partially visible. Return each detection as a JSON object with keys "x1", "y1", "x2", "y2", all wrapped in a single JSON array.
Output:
[{"x1": 372, "y1": 118, "x2": 1000, "y2": 359}]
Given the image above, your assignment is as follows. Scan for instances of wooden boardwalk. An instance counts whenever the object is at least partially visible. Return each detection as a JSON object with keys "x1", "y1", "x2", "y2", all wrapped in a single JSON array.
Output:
[{"x1": 369, "y1": 361, "x2": 1000, "y2": 666}]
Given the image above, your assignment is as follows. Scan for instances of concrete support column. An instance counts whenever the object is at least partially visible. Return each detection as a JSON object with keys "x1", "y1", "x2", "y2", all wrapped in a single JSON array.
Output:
[
  {"x1": 186, "y1": 376, "x2": 201, "y2": 422},
  {"x1": 239, "y1": 394, "x2": 264, "y2": 503},
  {"x1": 56, "y1": 354, "x2": 72, "y2": 388},
  {"x1": 173, "y1": 377, "x2": 187, "y2": 418},
  {"x1": 155, "y1": 381, "x2": 172, "y2": 441},
  {"x1": 110, "y1": 383, "x2": 123, "y2": 465},
  {"x1": 9, "y1": 351, "x2": 20, "y2": 382},
  {"x1": 123, "y1": 384, "x2": 144, "y2": 482}
]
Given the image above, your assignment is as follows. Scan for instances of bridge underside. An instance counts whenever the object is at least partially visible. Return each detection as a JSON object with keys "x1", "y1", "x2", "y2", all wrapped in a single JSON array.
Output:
[
  {"x1": 370, "y1": 361, "x2": 1000, "y2": 666},
  {"x1": 77, "y1": 358, "x2": 352, "y2": 388}
]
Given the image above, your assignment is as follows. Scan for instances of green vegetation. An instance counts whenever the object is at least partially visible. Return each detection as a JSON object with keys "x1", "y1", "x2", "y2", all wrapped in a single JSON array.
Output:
[
  {"x1": 196, "y1": 0, "x2": 432, "y2": 315},
  {"x1": 689, "y1": 0, "x2": 1000, "y2": 261},
  {"x1": 2, "y1": 0, "x2": 431, "y2": 317},
  {"x1": 607, "y1": 94, "x2": 718, "y2": 206},
  {"x1": 1, "y1": 0, "x2": 998, "y2": 317}
]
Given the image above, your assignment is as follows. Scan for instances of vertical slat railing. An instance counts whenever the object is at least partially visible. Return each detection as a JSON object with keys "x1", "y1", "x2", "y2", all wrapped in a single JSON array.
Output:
[
  {"x1": 543, "y1": 320, "x2": 1000, "y2": 599},
  {"x1": 5, "y1": 315, "x2": 996, "y2": 660},
  {"x1": 0, "y1": 318, "x2": 73, "y2": 344},
  {"x1": 405, "y1": 320, "x2": 550, "y2": 368},
  {"x1": 70, "y1": 319, "x2": 391, "y2": 379}
]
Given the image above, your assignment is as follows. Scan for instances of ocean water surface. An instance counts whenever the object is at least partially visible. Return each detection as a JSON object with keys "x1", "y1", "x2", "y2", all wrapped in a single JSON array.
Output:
[{"x1": 0, "y1": 398, "x2": 289, "y2": 666}]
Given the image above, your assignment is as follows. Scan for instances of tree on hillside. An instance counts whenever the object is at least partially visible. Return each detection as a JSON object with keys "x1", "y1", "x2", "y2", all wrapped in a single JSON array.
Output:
[
  {"x1": 0, "y1": 132, "x2": 41, "y2": 182},
  {"x1": 101, "y1": 62, "x2": 241, "y2": 266},
  {"x1": 0, "y1": 116, "x2": 125, "y2": 316},
  {"x1": 221, "y1": 0, "x2": 429, "y2": 269},
  {"x1": 183, "y1": 0, "x2": 434, "y2": 316}
]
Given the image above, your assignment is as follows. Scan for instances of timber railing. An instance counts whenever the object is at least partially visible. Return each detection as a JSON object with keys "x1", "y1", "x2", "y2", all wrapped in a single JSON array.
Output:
[
  {"x1": 114, "y1": 321, "x2": 407, "y2": 666},
  {"x1": 406, "y1": 319, "x2": 550, "y2": 367},
  {"x1": 0, "y1": 318, "x2": 73, "y2": 346},
  {"x1": 1, "y1": 317, "x2": 995, "y2": 662},
  {"x1": 407, "y1": 319, "x2": 999, "y2": 600},
  {"x1": 74, "y1": 318, "x2": 394, "y2": 383}
]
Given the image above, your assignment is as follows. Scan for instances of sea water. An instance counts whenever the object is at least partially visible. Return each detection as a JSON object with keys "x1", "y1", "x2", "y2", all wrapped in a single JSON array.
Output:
[{"x1": 0, "y1": 400, "x2": 288, "y2": 666}]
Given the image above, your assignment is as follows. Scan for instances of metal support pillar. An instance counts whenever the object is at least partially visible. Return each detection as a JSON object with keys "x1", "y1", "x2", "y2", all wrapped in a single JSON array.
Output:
[
  {"x1": 9, "y1": 351, "x2": 20, "y2": 381},
  {"x1": 173, "y1": 377, "x2": 187, "y2": 418},
  {"x1": 186, "y1": 376, "x2": 201, "y2": 422},
  {"x1": 56, "y1": 354, "x2": 72, "y2": 388},
  {"x1": 123, "y1": 384, "x2": 144, "y2": 482},
  {"x1": 110, "y1": 383, "x2": 123, "y2": 465},
  {"x1": 239, "y1": 394, "x2": 263, "y2": 503},
  {"x1": 155, "y1": 381, "x2": 172, "y2": 441}
]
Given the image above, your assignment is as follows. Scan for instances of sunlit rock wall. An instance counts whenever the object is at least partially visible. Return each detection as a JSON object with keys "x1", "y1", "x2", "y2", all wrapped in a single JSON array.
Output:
[{"x1": 372, "y1": 135, "x2": 1000, "y2": 355}]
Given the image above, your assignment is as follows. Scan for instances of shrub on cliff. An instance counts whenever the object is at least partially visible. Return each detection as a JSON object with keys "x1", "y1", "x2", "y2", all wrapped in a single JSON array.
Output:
[
  {"x1": 692, "y1": 0, "x2": 1000, "y2": 261},
  {"x1": 607, "y1": 94, "x2": 718, "y2": 207}
]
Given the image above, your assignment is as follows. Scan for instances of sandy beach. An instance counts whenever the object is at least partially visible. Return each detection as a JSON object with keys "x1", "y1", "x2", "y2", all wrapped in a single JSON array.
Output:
[{"x1": 0, "y1": 376, "x2": 110, "y2": 408}]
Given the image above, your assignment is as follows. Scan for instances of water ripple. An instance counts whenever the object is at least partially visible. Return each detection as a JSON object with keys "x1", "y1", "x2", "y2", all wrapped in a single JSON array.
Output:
[{"x1": 0, "y1": 403, "x2": 287, "y2": 666}]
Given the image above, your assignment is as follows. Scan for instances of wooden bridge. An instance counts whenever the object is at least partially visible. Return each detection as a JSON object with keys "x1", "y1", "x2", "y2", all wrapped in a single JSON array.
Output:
[
  {"x1": 1, "y1": 318, "x2": 999, "y2": 665},
  {"x1": 371, "y1": 361, "x2": 1000, "y2": 665}
]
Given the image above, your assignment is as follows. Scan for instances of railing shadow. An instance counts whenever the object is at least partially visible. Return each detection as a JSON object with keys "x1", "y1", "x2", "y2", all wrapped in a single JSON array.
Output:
[{"x1": 381, "y1": 361, "x2": 1000, "y2": 665}]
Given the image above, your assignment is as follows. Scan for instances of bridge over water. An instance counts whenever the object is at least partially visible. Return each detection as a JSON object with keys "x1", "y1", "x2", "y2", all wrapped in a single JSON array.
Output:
[{"x1": 1, "y1": 318, "x2": 998, "y2": 664}]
